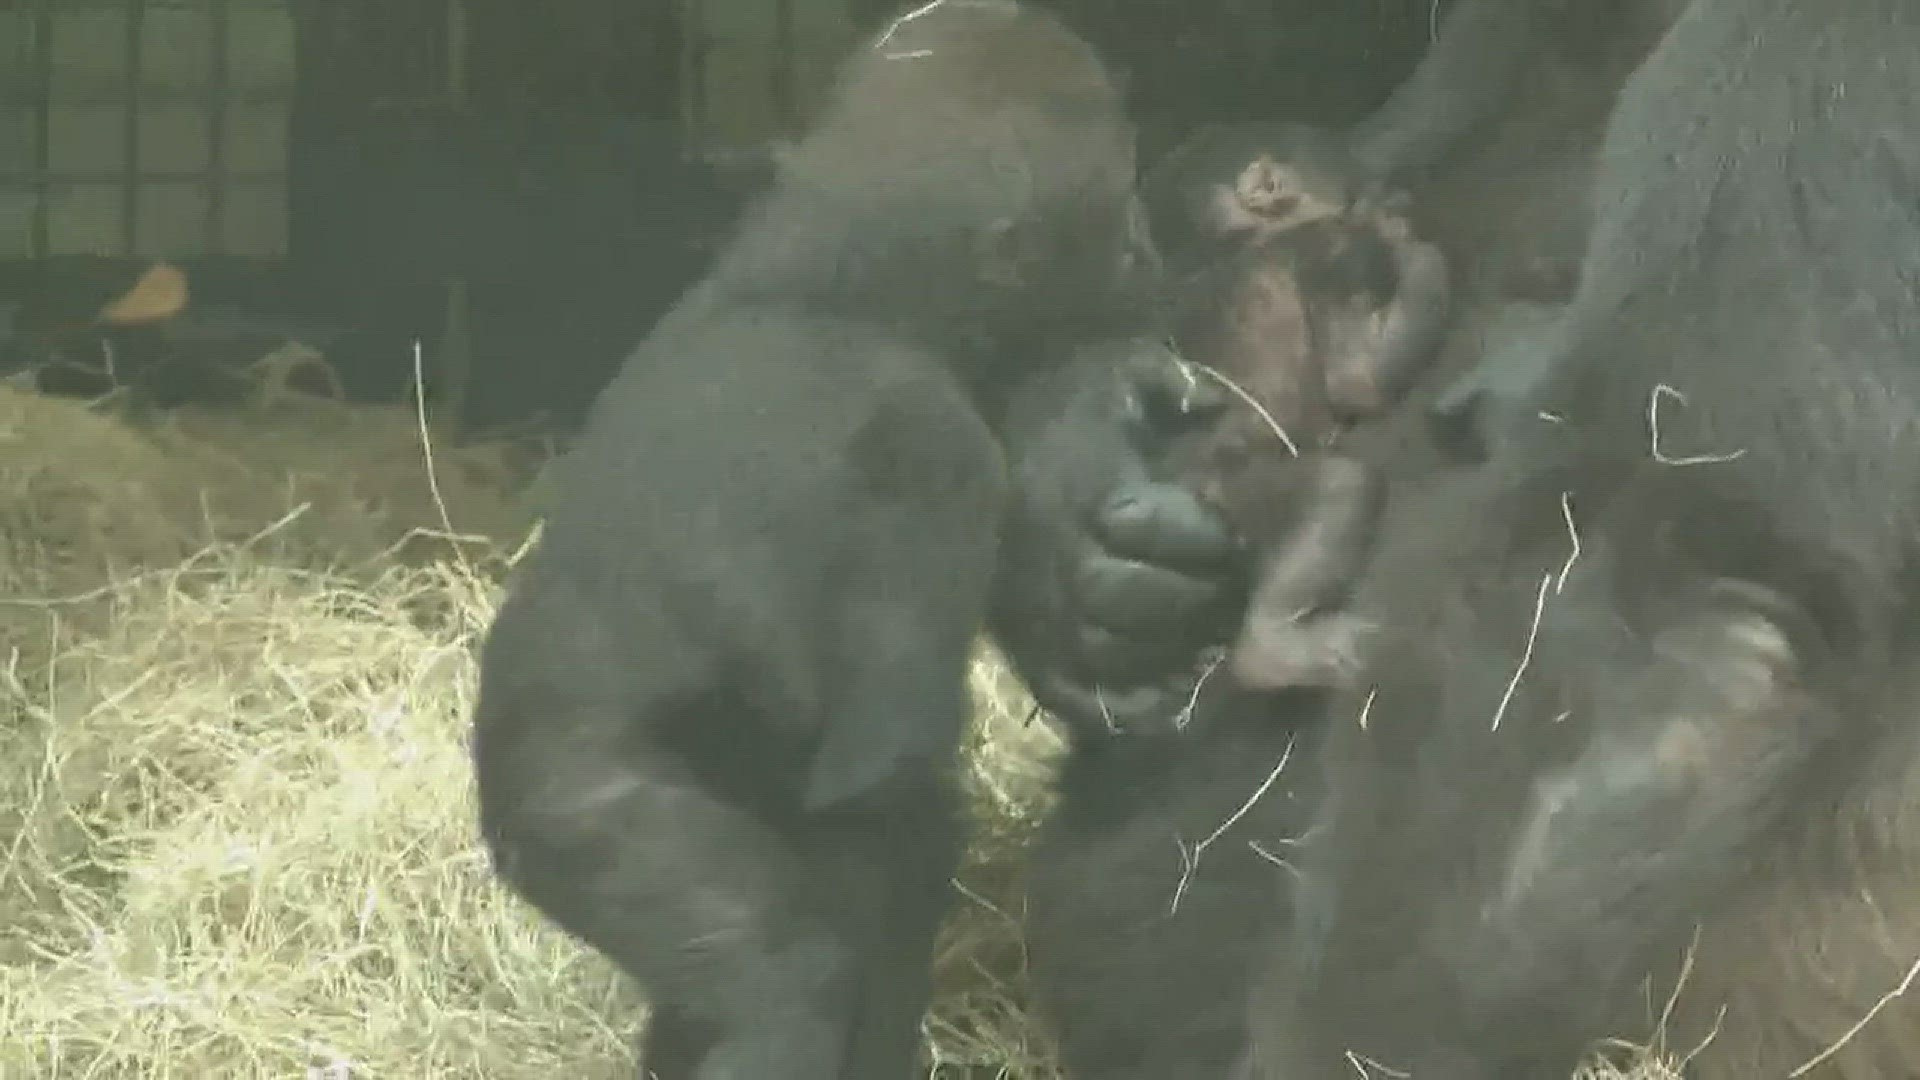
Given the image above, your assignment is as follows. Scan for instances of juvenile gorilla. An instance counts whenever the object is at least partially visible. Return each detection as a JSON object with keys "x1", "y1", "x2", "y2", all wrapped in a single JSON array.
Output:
[
  {"x1": 1144, "y1": 122, "x2": 1451, "y2": 690},
  {"x1": 1252, "y1": 0, "x2": 1920, "y2": 1076},
  {"x1": 468, "y1": 3, "x2": 1156, "y2": 1077}
]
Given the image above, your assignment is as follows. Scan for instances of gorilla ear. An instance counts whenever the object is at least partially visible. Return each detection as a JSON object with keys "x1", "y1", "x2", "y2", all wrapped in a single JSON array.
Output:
[
  {"x1": 977, "y1": 217, "x2": 1030, "y2": 288},
  {"x1": 1235, "y1": 155, "x2": 1300, "y2": 218}
]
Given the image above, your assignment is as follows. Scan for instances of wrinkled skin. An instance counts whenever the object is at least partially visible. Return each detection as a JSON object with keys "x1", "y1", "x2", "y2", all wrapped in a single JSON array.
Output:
[{"x1": 1142, "y1": 121, "x2": 1455, "y2": 691}]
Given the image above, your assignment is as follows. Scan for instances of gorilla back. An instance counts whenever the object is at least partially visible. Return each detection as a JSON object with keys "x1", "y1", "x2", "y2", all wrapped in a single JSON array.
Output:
[{"x1": 469, "y1": 3, "x2": 1154, "y2": 1077}]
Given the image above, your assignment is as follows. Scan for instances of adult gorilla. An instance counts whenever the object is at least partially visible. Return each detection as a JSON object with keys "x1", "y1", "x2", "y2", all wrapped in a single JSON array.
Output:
[
  {"x1": 1254, "y1": 0, "x2": 1920, "y2": 1075},
  {"x1": 988, "y1": 1, "x2": 1611, "y2": 1075},
  {"x1": 995, "y1": 0, "x2": 1920, "y2": 1077}
]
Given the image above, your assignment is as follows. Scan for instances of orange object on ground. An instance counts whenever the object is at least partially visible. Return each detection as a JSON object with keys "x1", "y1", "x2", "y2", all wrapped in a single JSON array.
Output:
[{"x1": 98, "y1": 262, "x2": 189, "y2": 325}]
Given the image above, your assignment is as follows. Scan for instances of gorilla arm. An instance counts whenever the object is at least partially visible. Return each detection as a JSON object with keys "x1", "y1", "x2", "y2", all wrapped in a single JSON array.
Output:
[
  {"x1": 1324, "y1": 210, "x2": 1454, "y2": 418},
  {"x1": 1346, "y1": 0, "x2": 1560, "y2": 175}
]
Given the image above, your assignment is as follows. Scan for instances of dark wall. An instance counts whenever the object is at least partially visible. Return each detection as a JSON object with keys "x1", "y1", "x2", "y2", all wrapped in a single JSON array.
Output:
[
  {"x1": 285, "y1": 0, "x2": 743, "y2": 433},
  {"x1": 282, "y1": 0, "x2": 1450, "y2": 434},
  {"x1": 847, "y1": 0, "x2": 1448, "y2": 161}
]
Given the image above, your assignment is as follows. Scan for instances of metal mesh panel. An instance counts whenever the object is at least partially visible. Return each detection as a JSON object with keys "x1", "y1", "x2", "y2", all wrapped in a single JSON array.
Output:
[{"x1": 3, "y1": 0, "x2": 294, "y2": 260}]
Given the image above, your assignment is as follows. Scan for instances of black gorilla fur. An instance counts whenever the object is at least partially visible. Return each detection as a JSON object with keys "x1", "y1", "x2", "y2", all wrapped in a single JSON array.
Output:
[{"x1": 469, "y1": 3, "x2": 1159, "y2": 1077}]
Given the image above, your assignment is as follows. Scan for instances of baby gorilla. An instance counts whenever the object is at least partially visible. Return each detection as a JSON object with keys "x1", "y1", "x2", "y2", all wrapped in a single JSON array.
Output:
[
  {"x1": 1145, "y1": 122, "x2": 1452, "y2": 690},
  {"x1": 469, "y1": 3, "x2": 1156, "y2": 1078}
]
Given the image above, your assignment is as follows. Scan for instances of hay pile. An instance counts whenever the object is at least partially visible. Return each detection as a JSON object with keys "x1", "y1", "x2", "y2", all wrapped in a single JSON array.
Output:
[
  {"x1": 0, "y1": 383, "x2": 1067, "y2": 1077},
  {"x1": 0, "y1": 383, "x2": 531, "y2": 669},
  {"x1": 0, "y1": 380, "x2": 1678, "y2": 1078}
]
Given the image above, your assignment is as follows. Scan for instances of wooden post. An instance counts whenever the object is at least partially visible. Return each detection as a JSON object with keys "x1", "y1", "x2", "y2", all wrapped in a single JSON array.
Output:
[
  {"x1": 772, "y1": 0, "x2": 796, "y2": 136},
  {"x1": 121, "y1": 0, "x2": 147, "y2": 255},
  {"x1": 205, "y1": 0, "x2": 233, "y2": 255},
  {"x1": 435, "y1": 0, "x2": 472, "y2": 435},
  {"x1": 30, "y1": 0, "x2": 53, "y2": 260},
  {"x1": 680, "y1": 0, "x2": 707, "y2": 146}
]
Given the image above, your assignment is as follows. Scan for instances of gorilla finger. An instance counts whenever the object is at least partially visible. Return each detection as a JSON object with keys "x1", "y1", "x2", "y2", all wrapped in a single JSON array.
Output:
[{"x1": 1095, "y1": 483, "x2": 1240, "y2": 565}]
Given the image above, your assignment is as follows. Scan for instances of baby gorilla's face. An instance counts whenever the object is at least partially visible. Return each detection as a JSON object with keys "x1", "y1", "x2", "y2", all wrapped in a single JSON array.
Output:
[{"x1": 1214, "y1": 152, "x2": 1356, "y2": 238}]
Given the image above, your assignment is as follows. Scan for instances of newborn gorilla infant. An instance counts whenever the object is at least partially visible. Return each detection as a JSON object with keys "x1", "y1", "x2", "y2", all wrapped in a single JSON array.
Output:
[{"x1": 1146, "y1": 122, "x2": 1452, "y2": 690}]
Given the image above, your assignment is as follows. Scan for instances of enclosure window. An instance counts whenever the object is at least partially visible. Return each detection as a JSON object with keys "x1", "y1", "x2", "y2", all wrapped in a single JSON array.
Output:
[
  {"x1": 0, "y1": 0, "x2": 295, "y2": 260},
  {"x1": 681, "y1": 0, "x2": 860, "y2": 151}
]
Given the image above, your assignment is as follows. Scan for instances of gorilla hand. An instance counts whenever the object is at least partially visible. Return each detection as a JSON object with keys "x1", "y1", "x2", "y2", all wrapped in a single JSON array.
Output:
[{"x1": 990, "y1": 342, "x2": 1248, "y2": 736}]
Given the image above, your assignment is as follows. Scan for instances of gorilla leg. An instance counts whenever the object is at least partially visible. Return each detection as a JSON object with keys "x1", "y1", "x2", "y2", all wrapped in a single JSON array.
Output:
[
  {"x1": 495, "y1": 745, "x2": 859, "y2": 1080},
  {"x1": 475, "y1": 579, "x2": 860, "y2": 1080},
  {"x1": 808, "y1": 766, "x2": 965, "y2": 1078}
]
